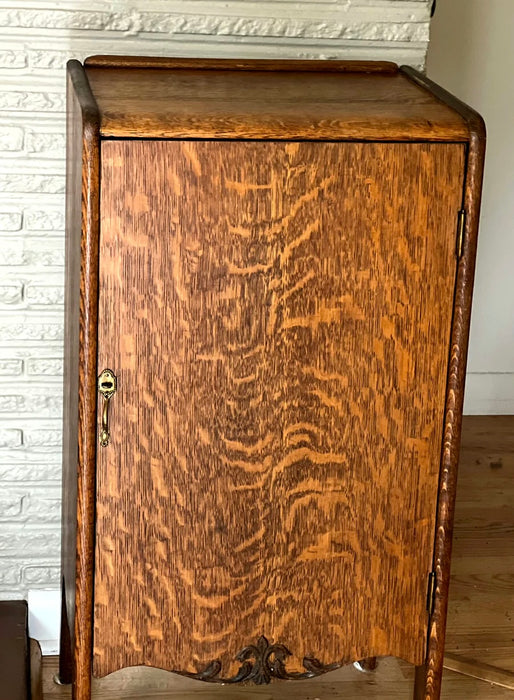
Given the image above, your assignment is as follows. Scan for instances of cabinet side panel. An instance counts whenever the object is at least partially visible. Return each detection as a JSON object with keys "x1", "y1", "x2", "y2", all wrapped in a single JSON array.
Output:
[
  {"x1": 400, "y1": 66, "x2": 487, "y2": 699},
  {"x1": 59, "y1": 71, "x2": 83, "y2": 679},
  {"x1": 94, "y1": 140, "x2": 464, "y2": 678},
  {"x1": 60, "y1": 60, "x2": 101, "y2": 698}
]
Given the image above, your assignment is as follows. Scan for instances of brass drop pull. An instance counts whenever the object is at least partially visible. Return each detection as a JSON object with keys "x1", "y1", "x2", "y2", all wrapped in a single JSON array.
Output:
[{"x1": 98, "y1": 369, "x2": 117, "y2": 447}]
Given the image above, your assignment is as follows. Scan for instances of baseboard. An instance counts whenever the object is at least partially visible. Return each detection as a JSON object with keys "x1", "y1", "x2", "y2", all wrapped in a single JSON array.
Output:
[
  {"x1": 27, "y1": 590, "x2": 60, "y2": 656},
  {"x1": 464, "y1": 372, "x2": 514, "y2": 415}
]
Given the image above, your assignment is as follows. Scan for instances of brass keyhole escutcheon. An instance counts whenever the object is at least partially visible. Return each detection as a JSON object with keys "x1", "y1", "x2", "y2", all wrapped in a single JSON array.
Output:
[{"x1": 98, "y1": 369, "x2": 117, "y2": 447}]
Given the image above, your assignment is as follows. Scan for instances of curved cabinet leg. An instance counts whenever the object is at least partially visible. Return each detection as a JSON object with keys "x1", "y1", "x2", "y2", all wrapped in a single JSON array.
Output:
[
  {"x1": 355, "y1": 657, "x2": 378, "y2": 672},
  {"x1": 414, "y1": 664, "x2": 427, "y2": 700},
  {"x1": 73, "y1": 676, "x2": 92, "y2": 700},
  {"x1": 57, "y1": 580, "x2": 73, "y2": 685}
]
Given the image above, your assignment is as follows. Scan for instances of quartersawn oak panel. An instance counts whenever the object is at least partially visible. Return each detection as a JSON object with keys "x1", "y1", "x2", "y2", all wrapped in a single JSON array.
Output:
[{"x1": 94, "y1": 140, "x2": 464, "y2": 678}]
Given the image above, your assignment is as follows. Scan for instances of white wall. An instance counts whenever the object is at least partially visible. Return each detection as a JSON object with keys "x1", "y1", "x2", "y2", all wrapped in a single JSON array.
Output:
[
  {"x1": 427, "y1": 0, "x2": 514, "y2": 415},
  {"x1": 0, "y1": 1, "x2": 432, "y2": 602}
]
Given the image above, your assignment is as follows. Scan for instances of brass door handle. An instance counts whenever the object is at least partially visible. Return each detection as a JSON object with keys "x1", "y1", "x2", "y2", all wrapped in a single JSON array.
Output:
[{"x1": 98, "y1": 369, "x2": 117, "y2": 447}]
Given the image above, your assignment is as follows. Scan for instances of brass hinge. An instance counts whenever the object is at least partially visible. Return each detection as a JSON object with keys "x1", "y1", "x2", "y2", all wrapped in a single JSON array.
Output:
[
  {"x1": 426, "y1": 571, "x2": 437, "y2": 617},
  {"x1": 456, "y1": 209, "x2": 466, "y2": 260}
]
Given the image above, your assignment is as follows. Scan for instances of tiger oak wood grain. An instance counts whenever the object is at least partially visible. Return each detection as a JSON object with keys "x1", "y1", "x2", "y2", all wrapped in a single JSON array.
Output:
[
  {"x1": 93, "y1": 139, "x2": 464, "y2": 679},
  {"x1": 84, "y1": 66, "x2": 468, "y2": 141}
]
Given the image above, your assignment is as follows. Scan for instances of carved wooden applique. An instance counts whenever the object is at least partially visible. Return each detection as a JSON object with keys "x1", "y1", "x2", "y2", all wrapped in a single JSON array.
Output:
[{"x1": 180, "y1": 636, "x2": 339, "y2": 685}]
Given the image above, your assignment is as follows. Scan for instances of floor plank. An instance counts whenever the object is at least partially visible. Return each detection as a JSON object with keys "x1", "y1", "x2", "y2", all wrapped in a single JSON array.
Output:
[
  {"x1": 40, "y1": 416, "x2": 514, "y2": 698},
  {"x1": 37, "y1": 655, "x2": 514, "y2": 699},
  {"x1": 444, "y1": 653, "x2": 514, "y2": 691},
  {"x1": 445, "y1": 415, "x2": 514, "y2": 680}
]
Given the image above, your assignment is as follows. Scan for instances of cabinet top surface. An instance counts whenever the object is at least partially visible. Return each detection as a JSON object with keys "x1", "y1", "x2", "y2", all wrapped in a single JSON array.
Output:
[{"x1": 77, "y1": 57, "x2": 471, "y2": 141}]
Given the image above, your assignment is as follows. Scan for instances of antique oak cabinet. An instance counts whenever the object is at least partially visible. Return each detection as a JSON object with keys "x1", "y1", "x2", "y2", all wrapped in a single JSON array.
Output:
[{"x1": 60, "y1": 56, "x2": 485, "y2": 700}]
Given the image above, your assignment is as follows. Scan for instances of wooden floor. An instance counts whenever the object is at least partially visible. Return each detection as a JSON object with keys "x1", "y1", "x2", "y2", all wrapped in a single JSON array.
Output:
[{"x1": 39, "y1": 416, "x2": 514, "y2": 698}]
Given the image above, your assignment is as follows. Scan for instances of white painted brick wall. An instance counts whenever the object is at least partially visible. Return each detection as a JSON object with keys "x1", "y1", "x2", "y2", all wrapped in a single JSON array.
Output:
[{"x1": 0, "y1": 0, "x2": 432, "y2": 600}]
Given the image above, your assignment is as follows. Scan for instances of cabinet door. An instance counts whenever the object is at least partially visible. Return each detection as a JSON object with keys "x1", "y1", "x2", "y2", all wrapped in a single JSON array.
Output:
[{"x1": 94, "y1": 140, "x2": 464, "y2": 679}]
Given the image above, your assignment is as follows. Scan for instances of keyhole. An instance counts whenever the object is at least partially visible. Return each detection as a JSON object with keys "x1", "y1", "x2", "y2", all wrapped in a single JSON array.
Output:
[{"x1": 101, "y1": 381, "x2": 113, "y2": 390}]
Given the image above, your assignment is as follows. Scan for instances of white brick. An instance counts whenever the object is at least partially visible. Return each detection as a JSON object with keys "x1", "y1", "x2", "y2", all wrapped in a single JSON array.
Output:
[
  {"x1": 23, "y1": 565, "x2": 60, "y2": 585},
  {"x1": 0, "y1": 462, "x2": 61, "y2": 483},
  {"x1": 0, "y1": 322, "x2": 63, "y2": 343},
  {"x1": 0, "y1": 243, "x2": 24, "y2": 265},
  {"x1": 0, "y1": 529, "x2": 60, "y2": 557},
  {"x1": 0, "y1": 125, "x2": 24, "y2": 151},
  {"x1": 26, "y1": 358, "x2": 63, "y2": 376},
  {"x1": 0, "y1": 591, "x2": 29, "y2": 600},
  {"x1": 140, "y1": 15, "x2": 427, "y2": 41},
  {"x1": 0, "y1": 9, "x2": 120, "y2": 31},
  {"x1": 24, "y1": 208, "x2": 64, "y2": 232},
  {"x1": 24, "y1": 429, "x2": 62, "y2": 448},
  {"x1": 0, "y1": 284, "x2": 23, "y2": 305},
  {"x1": 28, "y1": 49, "x2": 67, "y2": 71},
  {"x1": 0, "y1": 564, "x2": 21, "y2": 586},
  {"x1": 0, "y1": 8, "x2": 431, "y2": 40},
  {"x1": 0, "y1": 429, "x2": 22, "y2": 448},
  {"x1": 0, "y1": 173, "x2": 65, "y2": 194},
  {"x1": 0, "y1": 211, "x2": 22, "y2": 231},
  {"x1": 0, "y1": 359, "x2": 24, "y2": 376},
  {"x1": 25, "y1": 285, "x2": 64, "y2": 306},
  {"x1": 24, "y1": 495, "x2": 61, "y2": 522},
  {"x1": 0, "y1": 394, "x2": 61, "y2": 417},
  {"x1": 0, "y1": 49, "x2": 27, "y2": 69},
  {"x1": 0, "y1": 493, "x2": 25, "y2": 519},
  {"x1": 0, "y1": 91, "x2": 65, "y2": 112},
  {"x1": 24, "y1": 132, "x2": 65, "y2": 158},
  {"x1": 0, "y1": 239, "x2": 64, "y2": 267}
]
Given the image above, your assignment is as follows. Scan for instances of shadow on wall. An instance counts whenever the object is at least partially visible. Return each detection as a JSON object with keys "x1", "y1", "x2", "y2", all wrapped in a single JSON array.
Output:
[
  {"x1": 427, "y1": 0, "x2": 514, "y2": 415},
  {"x1": 427, "y1": 0, "x2": 495, "y2": 99}
]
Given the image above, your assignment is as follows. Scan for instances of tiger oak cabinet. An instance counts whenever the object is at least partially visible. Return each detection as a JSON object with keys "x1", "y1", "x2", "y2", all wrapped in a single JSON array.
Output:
[{"x1": 59, "y1": 56, "x2": 485, "y2": 700}]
